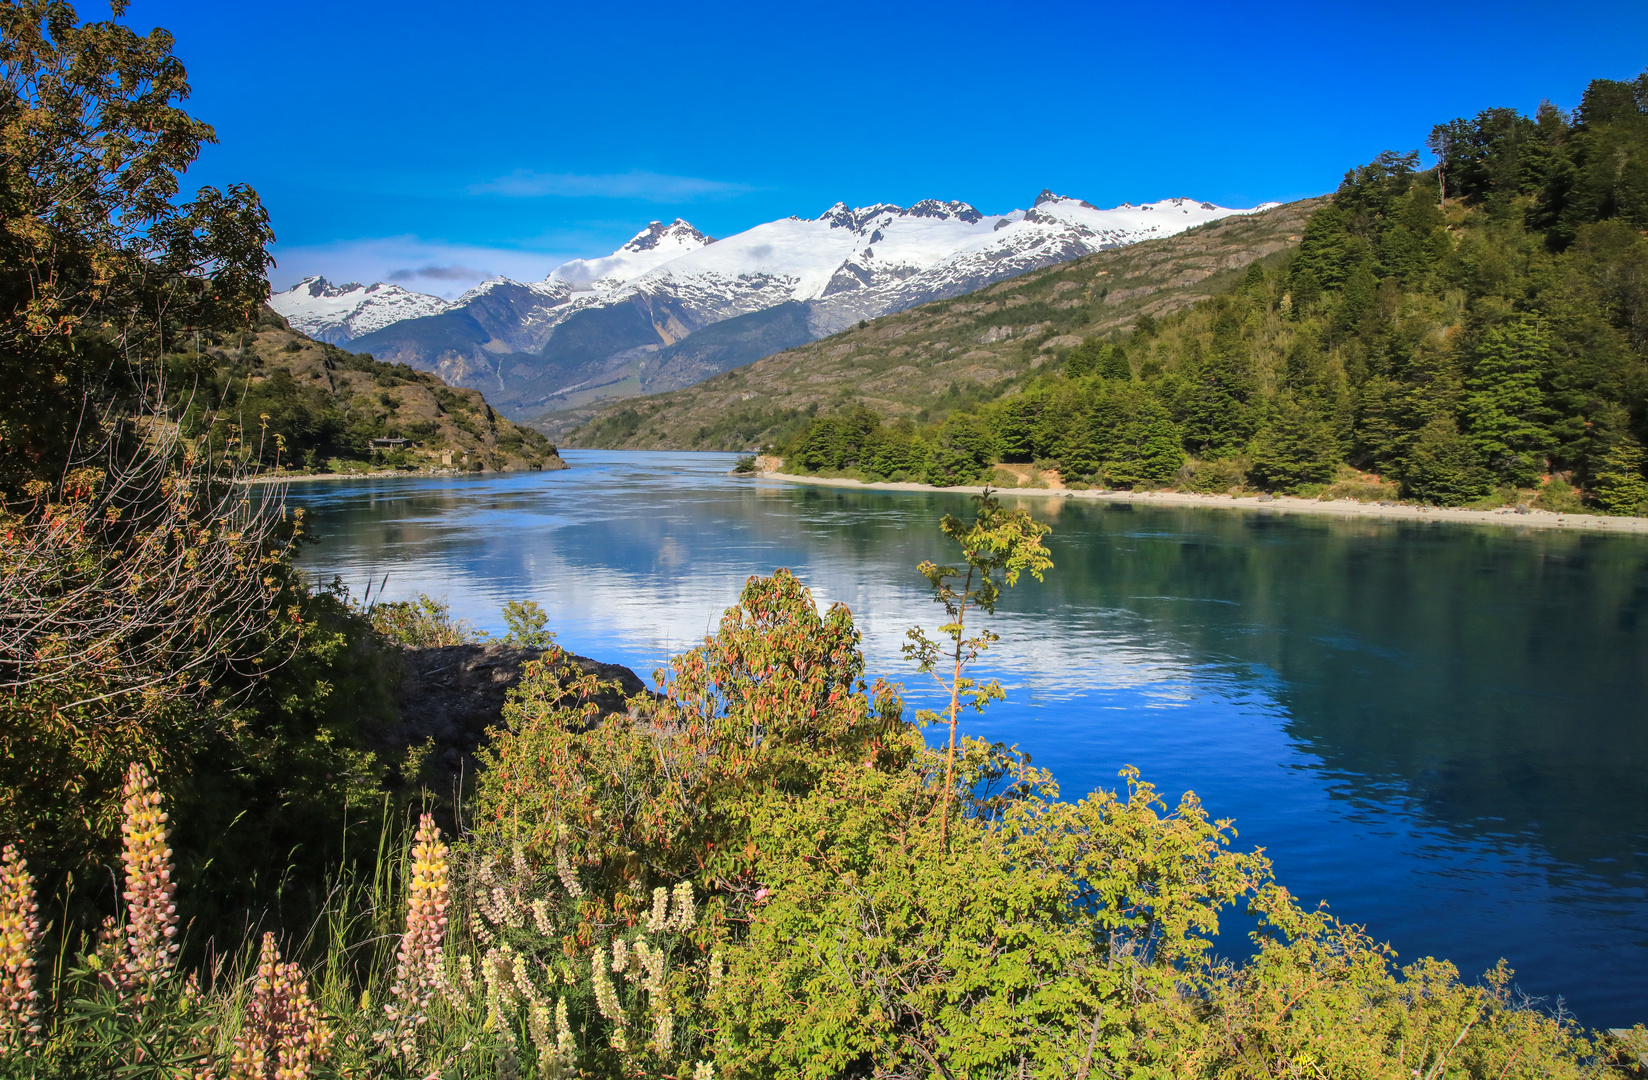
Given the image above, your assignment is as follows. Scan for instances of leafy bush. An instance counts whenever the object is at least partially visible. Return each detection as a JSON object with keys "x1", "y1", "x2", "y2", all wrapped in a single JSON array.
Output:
[
  {"x1": 1536, "y1": 476, "x2": 1587, "y2": 512},
  {"x1": 502, "y1": 599, "x2": 556, "y2": 650},
  {"x1": 1183, "y1": 456, "x2": 1249, "y2": 493},
  {"x1": 370, "y1": 594, "x2": 485, "y2": 648}
]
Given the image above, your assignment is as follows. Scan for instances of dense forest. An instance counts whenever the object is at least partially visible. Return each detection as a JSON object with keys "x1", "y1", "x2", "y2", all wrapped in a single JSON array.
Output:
[{"x1": 779, "y1": 72, "x2": 1648, "y2": 513}]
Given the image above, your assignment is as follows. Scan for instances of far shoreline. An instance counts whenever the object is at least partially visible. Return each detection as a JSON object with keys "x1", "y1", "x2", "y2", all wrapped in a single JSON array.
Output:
[
  {"x1": 250, "y1": 462, "x2": 570, "y2": 484},
  {"x1": 757, "y1": 471, "x2": 1648, "y2": 536}
]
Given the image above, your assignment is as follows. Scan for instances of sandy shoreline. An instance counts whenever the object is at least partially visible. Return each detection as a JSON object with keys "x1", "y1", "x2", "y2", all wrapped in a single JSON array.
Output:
[{"x1": 757, "y1": 471, "x2": 1648, "y2": 536}]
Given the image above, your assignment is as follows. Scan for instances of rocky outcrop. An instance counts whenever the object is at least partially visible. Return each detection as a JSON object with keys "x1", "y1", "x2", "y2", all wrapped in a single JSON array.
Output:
[{"x1": 382, "y1": 642, "x2": 650, "y2": 796}]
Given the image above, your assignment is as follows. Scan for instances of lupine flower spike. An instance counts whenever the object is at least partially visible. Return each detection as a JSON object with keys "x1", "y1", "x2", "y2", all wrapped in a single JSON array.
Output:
[
  {"x1": 0, "y1": 846, "x2": 41, "y2": 1050},
  {"x1": 230, "y1": 933, "x2": 331, "y2": 1080},
  {"x1": 379, "y1": 813, "x2": 451, "y2": 1058},
  {"x1": 119, "y1": 762, "x2": 178, "y2": 1000}
]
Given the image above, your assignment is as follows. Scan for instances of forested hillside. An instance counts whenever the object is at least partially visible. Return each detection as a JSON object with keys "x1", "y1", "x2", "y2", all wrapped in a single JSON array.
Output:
[{"x1": 178, "y1": 309, "x2": 564, "y2": 473}]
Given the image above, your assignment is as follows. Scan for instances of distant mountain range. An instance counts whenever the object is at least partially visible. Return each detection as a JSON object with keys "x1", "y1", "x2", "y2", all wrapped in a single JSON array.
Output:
[{"x1": 270, "y1": 192, "x2": 1274, "y2": 422}]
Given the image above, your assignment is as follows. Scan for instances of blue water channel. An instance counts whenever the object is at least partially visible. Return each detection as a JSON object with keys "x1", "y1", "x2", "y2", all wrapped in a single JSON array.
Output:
[{"x1": 292, "y1": 449, "x2": 1648, "y2": 1027}]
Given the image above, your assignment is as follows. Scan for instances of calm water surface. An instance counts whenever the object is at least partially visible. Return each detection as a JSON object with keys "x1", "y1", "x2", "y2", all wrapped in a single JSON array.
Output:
[{"x1": 293, "y1": 449, "x2": 1648, "y2": 1027}]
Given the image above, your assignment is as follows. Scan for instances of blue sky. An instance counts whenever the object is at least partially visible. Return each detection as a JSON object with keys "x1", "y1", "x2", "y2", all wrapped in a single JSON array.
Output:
[{"x1": 125, "y1": 0, "x2": 1648, "y2": 298}]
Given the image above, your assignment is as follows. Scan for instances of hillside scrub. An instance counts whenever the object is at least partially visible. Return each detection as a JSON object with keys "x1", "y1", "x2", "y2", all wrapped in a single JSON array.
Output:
[
  {"x1": 167, "y1": 309, "x2": 566, "y2": 475},
  {"x1": 762, "y1": 73, "x2": 1648, "y2": 513}
]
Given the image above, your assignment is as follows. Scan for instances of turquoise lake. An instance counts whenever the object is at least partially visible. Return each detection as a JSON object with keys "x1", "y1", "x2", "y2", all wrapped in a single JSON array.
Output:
[{"x1": 292, "y1": 448, "x2": 1648, "y2": 1027}]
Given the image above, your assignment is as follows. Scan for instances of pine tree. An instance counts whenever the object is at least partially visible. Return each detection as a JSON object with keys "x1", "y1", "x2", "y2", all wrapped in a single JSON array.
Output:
[
  {"x1": 1402, "y1": 415, "x2": 1492, "y2": 505},
  {"x1": 1590, "y1": 436, "x2": 1648, "y2": 515},
  {"x1": 1105, "y1": 406, "x2": 1184, "y2": 488},
  {"x1": 1247, "y1": 396, "x2": 1342, "y2": 493},
  {"x1": 1462, "y1": 317, "x2": 1554, "y2": 486},
  {"x1": 1098, "y1": 344, "x2": 1132, "y2": 380}
]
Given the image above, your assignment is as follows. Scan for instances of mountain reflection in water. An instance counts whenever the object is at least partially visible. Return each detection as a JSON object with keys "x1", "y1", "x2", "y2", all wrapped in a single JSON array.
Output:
[{"x1": 293, "y1": 449, "x2": 1648, "y2": 1026}]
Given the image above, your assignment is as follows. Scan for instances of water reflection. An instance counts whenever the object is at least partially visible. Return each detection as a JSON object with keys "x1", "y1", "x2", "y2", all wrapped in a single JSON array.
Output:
[{"x1": 293, "y1": 449, "x2": 1648, "y2": 1025}]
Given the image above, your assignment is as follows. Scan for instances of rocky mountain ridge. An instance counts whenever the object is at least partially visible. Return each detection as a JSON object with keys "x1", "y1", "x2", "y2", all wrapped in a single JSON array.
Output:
[{"x1": 271, "y1": 192, "x2": 1274, "y2": 421}]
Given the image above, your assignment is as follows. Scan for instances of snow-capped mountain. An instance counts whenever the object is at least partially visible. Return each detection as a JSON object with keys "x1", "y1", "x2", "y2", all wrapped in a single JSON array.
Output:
[
  {"x1": 270, "y1": 277, "x2": 452, "y2": 344},
  {"x1": 549, "y1": 219, "x2": 714, "y2": 290},
  {"x1": 276, "y1": 193, "x2": 1273, "y2": 418}
]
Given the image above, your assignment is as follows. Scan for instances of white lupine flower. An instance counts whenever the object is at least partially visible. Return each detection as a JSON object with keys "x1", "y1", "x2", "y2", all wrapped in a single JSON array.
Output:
[
  {"x1": 555, "y1": 836, "x2": 583, "y2": 898},
  {"x1": 530, "y1": 898, "x2": 554, "y2": 934},
  {"x1": 591, "y1": 945, "x2": 624, "y2": 1024},
  {"x1": 555, "y1": 997, "x2": 574, "y2": 1054},
  {"x1": 512, "y1": 950, "x2": 537, "y2": 1001},
  {"x1": 652, "y1": 1009, "x2": 673, "y2": 1054},
  {"x1": 627, "y1": 937, "x2": 651, "y2": 984},
  {"x1": 611, "y1": 937, "x2": 629, "y2": 972},
  {"x1": 642, "y1": 940, "x2": 666, "y2": 994},
  {"x1": 528, "y1": 1000, "x2": 554, "y2": 1068},
  {"x1": 671, "y1": 881, "x2": 696, "y2": 930},
  {"x1": 648, "y1": 886, "x2": 669, "y2": 931}
]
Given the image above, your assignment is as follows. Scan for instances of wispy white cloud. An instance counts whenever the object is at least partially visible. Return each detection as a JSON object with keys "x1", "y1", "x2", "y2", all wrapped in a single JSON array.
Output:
[
  {"x1": 270, "y1": 237, "x2": 580, "y2": 300},
  {"x1": 471, "y1": 169, "x2": 755, "y2": 202}
]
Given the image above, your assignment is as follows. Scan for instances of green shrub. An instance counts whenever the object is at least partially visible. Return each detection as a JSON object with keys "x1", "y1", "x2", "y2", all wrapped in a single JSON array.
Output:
[
  {"x1": 1183, "y1": 456, "x2": 1248, "y2": 493},
  {"x1": 502, "y1": 599, "x2": 556, "y2": 650},
  {"x1": 369, "y1": 594, "x2": 484, "y2": 648},
  {"x1": 1536, "y1": 476, "x2": 1586, "y2": 512}
]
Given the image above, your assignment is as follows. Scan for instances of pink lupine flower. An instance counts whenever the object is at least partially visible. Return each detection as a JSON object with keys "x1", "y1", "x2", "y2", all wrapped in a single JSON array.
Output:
[
  {"x1": 0, "y1": 845, "x2": 41, "y2": 1049},
  {"x1": 118, "y1": 762, "x2": 178, "y2": 1000}
]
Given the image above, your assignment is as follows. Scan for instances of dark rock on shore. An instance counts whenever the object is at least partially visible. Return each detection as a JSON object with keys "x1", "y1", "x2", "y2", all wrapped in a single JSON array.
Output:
[{"x1": 379, "y1": 642, "x2": 650, "y2": 798}]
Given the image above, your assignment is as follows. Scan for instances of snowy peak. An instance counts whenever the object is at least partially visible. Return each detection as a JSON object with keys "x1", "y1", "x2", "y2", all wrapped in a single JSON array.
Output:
[
  {"x1": 551, "y1": 218, "x2": 712, "y2": 290},
  {"x1": 622, "y1": 218, "x2": 713, "y2": 253},
  {"x1": 294, "y1": 275, "x2": 364, "y2": 298},
  {"x1": 908, "y1": 199, "x2": 983, "y2": 223},
  {"x1": 819, "y1": 202, "x2": 903, "y2": 231},
  {"x1": 268, "y1": 276, "x2": 451, "y2": 344},
  {"x1": 815, "y1": 200, "x2": 984, "y2": 232}
]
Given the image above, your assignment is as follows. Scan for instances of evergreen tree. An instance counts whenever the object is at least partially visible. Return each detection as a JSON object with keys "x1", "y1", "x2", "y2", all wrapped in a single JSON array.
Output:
[
  {"x1": 1352, "y1": 376, "x2": 1413, "y2": 475},
  {"x1": 994, "y1": 396, "x2": 1040, "y2": 462},
  {"x1": 1065, "y1": 343, "x2": 1097, "y2": 378},
  {"x1": 1247, "y1": 396, "x2": 1342, "y2": 493},
  {"x1": 1590, "y1": 436, "x2": 1648, "y2": 515},
  {"x1": 1105, "y1": 402, "x2": 1184, "y2": 488},
  {"x1": 1402, "y1": 415, "x2": 1493, "y2": 505},
  {"x1": 1178, "y1": 314, "x2": 1255, "y2": 457},
  {"x1": 1288, "y1": 205, "x2": 1363, "y2": 299},
  {"x1": 1462, "y1": 317, "x2": 1555, "y2": 486},
  {"x1": 1098, "y1": 343, "x2": 1132, "y2": 380},
  {"x1": 925, "y1": 413, "x2": 997, "y2": 486}
]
